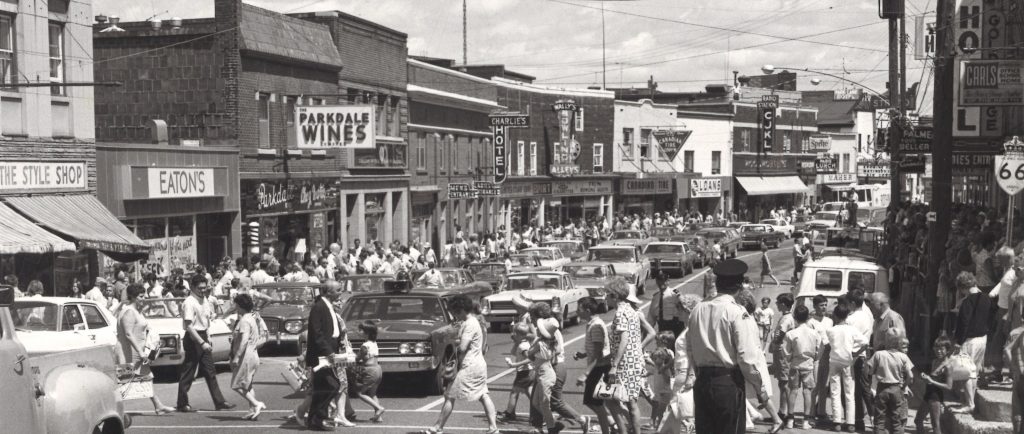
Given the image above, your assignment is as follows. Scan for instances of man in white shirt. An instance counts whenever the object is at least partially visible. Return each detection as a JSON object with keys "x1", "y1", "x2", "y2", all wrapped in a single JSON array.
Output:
[
  {"x1": 418, "y1": 263, "x2": 444, "y2": 287},
  {"x1": 826, "y1": 302, "x2": 869, "y2": 430},
  {"x1": 176, "y1": 275, "x2": 233, "y2": 412},
  {"x1": 843, "y1": 288, "x2": 874, "y2": 431},
  {"x1": 249, "y1": 261, "x2": 273, "y2": 285},
  {"x1": 86, "y1": 278, "x2": 109, "y2": 306}
]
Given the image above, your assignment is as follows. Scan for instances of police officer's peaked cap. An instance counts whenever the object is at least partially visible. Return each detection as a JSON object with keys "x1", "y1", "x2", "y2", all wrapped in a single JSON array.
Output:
[{"x1": 713, "y1": 258, "x2": 747, "y2": 291}]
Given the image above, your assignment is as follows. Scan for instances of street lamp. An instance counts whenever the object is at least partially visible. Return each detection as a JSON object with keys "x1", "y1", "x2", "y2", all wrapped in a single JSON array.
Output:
[{"x1": 760, "y1": 64, "x2": 889, "y2": 104}]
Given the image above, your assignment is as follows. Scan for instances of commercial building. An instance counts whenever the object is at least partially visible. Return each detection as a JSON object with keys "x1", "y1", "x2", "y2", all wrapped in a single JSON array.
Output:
[
  {"x1": 406, "y1": 57, "x2": 502, "y2": 249},
  {"x1": 810, "y1": 133, "x2": 860, "y2": 200},
  {"x1": 0, "y1": 0, "x2": 148, "y2": 294}
]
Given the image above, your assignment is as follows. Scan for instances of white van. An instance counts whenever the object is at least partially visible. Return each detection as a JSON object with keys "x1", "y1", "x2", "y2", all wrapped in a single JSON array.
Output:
[{"x1": 794, "y1": 255, "x2": 889, "y2": 312}]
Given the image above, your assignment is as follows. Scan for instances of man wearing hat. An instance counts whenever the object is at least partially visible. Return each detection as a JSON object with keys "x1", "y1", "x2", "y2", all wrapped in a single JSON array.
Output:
[
  {"x1": 647, "y1": 268, "x2": 685, "y2": 338},
  {"x1": 684, "y1": 259, "x2": 766, "y2": 434}
]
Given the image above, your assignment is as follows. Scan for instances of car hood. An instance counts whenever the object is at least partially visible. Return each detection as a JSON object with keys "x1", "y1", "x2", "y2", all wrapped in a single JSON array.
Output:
[
  {"x1": 349, "y1": 321, "x2": 447, "y2": 341},
  {"x1": 487, "y1": 289, "x2": 565, "y2": 302},
  {"x1": 608, "y1": 262, "x2": 642, "y2": 275},
  {"x1": 604, "y1": 239, "x2": 642, "y2": 246},
  {"x1": 645, "y1": 252, "x2": 683, "y2": 260},
  {"x1": 574, "y1": 278, "x2": 608, "y2": 288},
  {"x1": 16, "y1": 331, "x2": 110, "y2": 356},
  {"x1": 259, "y1": 303, "x2": 310, "y2": 320}
]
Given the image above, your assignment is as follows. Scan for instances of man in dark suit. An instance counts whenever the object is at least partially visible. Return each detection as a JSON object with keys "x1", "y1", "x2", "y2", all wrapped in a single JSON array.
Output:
[{"x1": 306, "y1": 281, "x2": 343, "y2": 431}]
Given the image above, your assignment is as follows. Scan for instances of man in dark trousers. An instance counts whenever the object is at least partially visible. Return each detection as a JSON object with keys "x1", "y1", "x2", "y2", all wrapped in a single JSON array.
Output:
[
  {"x1": 306, "y1": 281, "x2": 343, "y2": 431},
  {"x1": 846, "y1": 192, "x2": 859, "y2": 226},
  {"x1": 176, "y1": 275, "x2": 234, "y2": 412},
  {"x1": 684, "y1": 259, "x2": 766, "y2": 434}
]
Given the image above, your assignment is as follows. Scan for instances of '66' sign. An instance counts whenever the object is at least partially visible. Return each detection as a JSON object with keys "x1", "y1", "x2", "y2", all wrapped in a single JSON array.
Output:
[{"x1": 995, "y1": 136, "x2": 1024, "y2": 195}]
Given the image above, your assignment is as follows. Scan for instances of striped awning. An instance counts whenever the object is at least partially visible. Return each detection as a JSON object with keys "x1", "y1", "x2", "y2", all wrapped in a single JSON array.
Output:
[
  {"x1": 735, "y1": 176, "x2": 811, "y2": 196},
  {"x1": 6, "y1": 195, "x2": 150, "y2": 257},
  {"x1": 0, "y1": 202, "x2": 76, "y2": 254}
]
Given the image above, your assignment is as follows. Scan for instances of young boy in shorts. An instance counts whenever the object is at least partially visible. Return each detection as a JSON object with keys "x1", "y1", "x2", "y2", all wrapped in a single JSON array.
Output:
[{"x1": 781, "y1": 304, "x2": 822, "y2": 429}]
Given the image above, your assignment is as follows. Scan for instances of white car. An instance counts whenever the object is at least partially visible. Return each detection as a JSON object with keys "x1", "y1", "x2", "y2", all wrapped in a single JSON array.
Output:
[
  {"x1": 586, "y1": 245, "x2": 651, "y2": 295},
  {"x1": 519, "y1": 247, "x2": 571, "y2": 270},
  {"x1": 137, "y1": 297, "x2": 233, "y2": 368},
  {"x1": 11, "y1": 297, "x2": 118, "y2": 355},
  {"x1": 482, "y1": 271, "x2": 587, "y2": 330},
  {"x1": 760, "y1": 218, "x2": 795, "y2": 238},
  {"x1": 804, "y1": 211, "x2": 841, "y2": 233}
]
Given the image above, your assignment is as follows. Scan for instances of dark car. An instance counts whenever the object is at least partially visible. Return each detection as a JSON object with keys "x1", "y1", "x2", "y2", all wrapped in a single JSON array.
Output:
[
  {"x1": 410, "y1": 268, "x2": 494, "y2": 302},
  {"x1": 253, "y1": 282, "x2": 327, "y2": 354},
  {"x1": 650, "y1": 226, "x2": 679, "y2": 241},
  {"x1": 465, "y1": 262, "x2": 507, "y2": 290},
  {"x1": 695, "y1": 227, "x2": 741, "y2": 259},
  {"x1": 342, "y1": 284, "x2": 492, "y2": 395},
  {"x1": 644, "y1": 242, "x2": 697, "y2": 277},
  {"x1": 670, "y1": 234, "x2": 710, "y2": 268},
  {"x1": 739, "y1": 224, "x2": 786, "y2": 249},
  {"x1": 540, "y1": 239, "x2": 588, "y2": 261}
]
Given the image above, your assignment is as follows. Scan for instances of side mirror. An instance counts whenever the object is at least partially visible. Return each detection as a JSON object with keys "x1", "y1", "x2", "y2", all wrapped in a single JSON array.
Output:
[{"x1": 0, "y1": 285, "x2": 12, "y2": 307}]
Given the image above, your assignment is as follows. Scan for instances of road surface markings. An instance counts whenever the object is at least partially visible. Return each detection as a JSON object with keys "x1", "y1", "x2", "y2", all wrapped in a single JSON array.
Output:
[{"x1": 131, "y1": 424, "x2": 591, "y2": 432}]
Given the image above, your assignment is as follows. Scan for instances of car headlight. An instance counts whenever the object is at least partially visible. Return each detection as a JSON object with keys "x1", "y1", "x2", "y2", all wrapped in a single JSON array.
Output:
[
  {"x1": 414, "y1": 342, "x2": 430, "y2": 354},
  {"x1": 550, "y1": 297, "x2": 561, "y2": 312},
  {"x1": 481, "y1": 300, "x2": 491, "y2": 315},
  {"x1": 398, "y1": 343, "x2": 411, "y2": 354},
  {"x1": 159, "y1": 335, "x2": 179, "y2": 354},
  {"x1": 284, "y1": 320, "x2": 303, "y2": 334}
]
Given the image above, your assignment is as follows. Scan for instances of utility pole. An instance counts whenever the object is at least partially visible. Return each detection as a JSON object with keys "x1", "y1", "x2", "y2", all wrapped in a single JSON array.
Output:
[
  {"x1": 462, "y1": 0, "x2": 468, "y2": 65},
  {"x1": 882, "y1": 0, "x2": 903, "y2": 207},
  {"x1": 926, "y1": 0, "x2": 955, "y2": 354},
  {"x1": 601, "y1": 2, "x2": 606, "y2": 89}
]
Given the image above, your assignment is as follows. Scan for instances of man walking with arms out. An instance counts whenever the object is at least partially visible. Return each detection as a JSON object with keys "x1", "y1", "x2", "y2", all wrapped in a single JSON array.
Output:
[{"x1": 176, "y1": 275, "x2": 235, "y2": 413}]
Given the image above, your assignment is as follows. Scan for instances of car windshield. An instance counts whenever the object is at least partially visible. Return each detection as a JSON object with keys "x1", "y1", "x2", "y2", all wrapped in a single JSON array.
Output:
[
  {"x1": 11, "y1": 303, "x2": 59, "y2": 331},
  {"x1": 563, "y1": 265, "x2": 608, "y2": 279},
  {"x1": 411, "y1": 270, "x2": 461, "y2": 287},
  {"x1": 510, "y1": 255, "x2": 537, "y2": 267},
  {"x1": 760, "y1": 219, "x2": 778, "y2": 225},
  {"x1": 545, "y1": 242, "x2": 579, "y2": 257},
  {"x1": 588, "y1": 249, "x2": 636, "y2": 262},
  {"x1": 467, "y1": 264, "x2": 503, "y2": 280},
  {"x1": 612, "y1": 232, "x2": 640, "y2": 240},
  {"x1": 342, "y1": 296, "x2": 446, "y2": 322},
  {"x1": 698, "y1": 230, "x2": 726, "y2": 239},
  {"x1": 262, "y1": 286, "x2": 317, "y2": 304},
  {"x1": 743, "y1": 226, "x2": 767, "y2": 233},
  {"x1": 340, "y1": 277, "x2": 390, "y2": 293},
  {"x1": 523, "y1": 249, "x2": 555, "y2": 260},
  {"x1": 645, "y1": 244, "x2": 682, "y2": 254},
  {"x1": 507, "y1": 275, "x2": 563, "y2": 290},
  {"x1": 137, "y1": 299, "x2": 186, "y2": 318},
  {"x1": 815, "y1": 212, "x2": 838, "y2": 220}
]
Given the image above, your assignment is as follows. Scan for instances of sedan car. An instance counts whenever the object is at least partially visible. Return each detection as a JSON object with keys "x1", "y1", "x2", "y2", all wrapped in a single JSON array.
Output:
[
  {"x1": 586, "y1": 245, "x2": 651, "y2": 295},
  {"x1": 482, "y1": 271, "x2": 587, "y2": 329},
  {"x1": 739, "y1": 224, "x2": 786, "y2": 249},
  {"x1": 644, "y1": 242, "x2": 697, "y2": 277},
  {"x1": 650, "y1": 226, "x2": 679, "y2": 241},
  {"x1": 602, "y1": 230, "x2": 658, "y2": 250},
  {"x1": 760, "y1": 218, "x2": 795, "y2": 238},
  {"x1": 540, "y1": 239, "x2": 588, "y2": 261},
  {"x1": 465, "y1": 262, "x2": 507, "y2": 290},
  {"x1": 519, "y1": 247, "x2": 572, "y2": 270},
  {"x1": 805, "y1": 211, "x2": 841, "y2": 232},
  {"x1": 671, "y1": 234, "x2": 711, "y2": 268},
  {"x1": 561, "y1": 262, "x2": 628, "y2": 312},
  {"x1": 11, "y1": 297, "x2": 117, "y2": 355},
  {"x1": 252, "y1": 282, "x2": 328, "y2": 354},
  {"x1": 411, "y1": 268, "x2": 493, "y2": 297},
  {"x1": 695, "y1": 227, "x2": 742, "y2": 259},
  {"x1": 137, "y1": 298, "x2": 232, "y2": 368}
]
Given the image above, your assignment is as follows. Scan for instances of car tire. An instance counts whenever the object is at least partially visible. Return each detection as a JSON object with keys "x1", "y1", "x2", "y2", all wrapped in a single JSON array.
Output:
[
  {"x1": 428, "y1": 349, "x2": 455, "y2": 396},
  {"x1": 686, "y1": 263, "x2": 693, "y2": 275}
]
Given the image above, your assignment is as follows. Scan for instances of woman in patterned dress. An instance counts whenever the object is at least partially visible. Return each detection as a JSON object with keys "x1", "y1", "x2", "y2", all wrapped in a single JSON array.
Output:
[{"x1": 605, "y1": 278, "x2": 656, "y2": 434}]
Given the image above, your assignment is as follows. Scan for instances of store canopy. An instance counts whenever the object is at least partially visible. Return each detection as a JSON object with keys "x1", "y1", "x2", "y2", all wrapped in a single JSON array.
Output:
[
  {"x1": 735, "y1": 176, "x2": 810, "y2": 196},
  {"x1": 0, "y1": 202, "x2": 76, "y2": 254},
  {"x1": 6, "y1": 195, "x2": 150, "y2": 261}
]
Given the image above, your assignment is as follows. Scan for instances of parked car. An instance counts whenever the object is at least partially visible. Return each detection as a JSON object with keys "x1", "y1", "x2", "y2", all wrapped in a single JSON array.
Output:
[
  {"x1": 342, "y1": 283, "x2": 493, "y2": 395},
  {"x1": 603, "y1": 230, "x2": 658, "y2": 249},
  {"x1": 650, "y1": 226, "x2": 679, "y2": 241},
  {"x1": 410, "y1": 268, "x2": 493, "y2": 296},
  {"x1": 561, "y1": 262, "x2": 628, "y2": 312},
  {"x1": 739, "y1": 224, "x2": 786, "y2": 249},
  {"x1": 0, "y1": 286, "x2": 131, "y2": 434},
  {"x1": 507, "y1": 253, "x2": 549, "y2": 272},
  {"x1": 249, "y1": 282, "x2": 328, "y2": 354},
  {"x1": 805, "y1": 211, "x2": 841, "y2": 232},
  {"x1": 695, "y1": 227, "x2": 741, "y2": 259},
  {"x1": 137, "y1": 298, "x2": 233, "y2": 368},
  {"x1": 856, "y1": 206, "x2": 888, "y2": 228},
  {"x1": 792, "y1": 214, "x2": 812, "y2": 231},
  {"x1": 11, "y1": 297, "x2": 117, "y2": 355},
  {"x1": 540, "y1": 239, "x2": 588, "y2": 261},
  {"x1": 727, "y1": 221, "x2": 750, "y2": 229},
  {"x1": 482, "y1": 271, "x2": 587, "y2": 329},
  {"x1": 760, "y1": 218, "x2": 795, "y2": 238},
  {"x1": 586, "y1": 245, "x2": 651, "y2": 295},
  {"x1": 465, "y1": 262, "x2": 508, "y2": 291},
  {"x1": 519, "y1": 247, "x2": 571, "y2": 270},
  {"x1": 671, "y1": 234, "x2": 711, "y2": 268},
  {"x1": 644, "y1": 242, "x2": 697, "y2": 277}
]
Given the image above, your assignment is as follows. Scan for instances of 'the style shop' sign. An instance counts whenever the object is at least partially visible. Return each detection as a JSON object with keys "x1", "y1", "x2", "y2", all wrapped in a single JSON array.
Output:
[
  {"x1": 295, "y1": 105, "x2": 375, "y2": 149},
  {"x1": 0, "y1": 161, "x2": 87, "y2": 192}
]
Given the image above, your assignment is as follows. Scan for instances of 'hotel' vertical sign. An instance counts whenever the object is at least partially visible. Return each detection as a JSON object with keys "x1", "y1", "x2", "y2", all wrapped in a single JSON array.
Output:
[{"x1": 488, "y1": 112, "x2": 530, "y2": 184}]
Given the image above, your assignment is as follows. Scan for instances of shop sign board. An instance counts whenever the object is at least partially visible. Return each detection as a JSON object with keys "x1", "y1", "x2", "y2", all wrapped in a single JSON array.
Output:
[
  {"x1": 898, "y1": 155, "x2": 927, "y2": 173},
  {"x1": 959, "y1": 60, "x2": 1024, "y2": 106},
  {"x1": 143, "y1": 168, "x2": 217, "y2": 199},
  {"x1": 651, "y1": 130, "x2": 692, "y2": 161},
  {"x1": 552, "y1": 100, "x2": 581, "y2": 171},
  {"x1": 898, "y1": 124, "x2": 932, "y2": 153},
  {"x1": 815, "y1": 155, "x2": 838, "y2": 174},
  {"x1": 552, "y1": 180, "x2": 613, "y2": 196},
  {"x1": 758, "y1": 95, "x2": 779, "y2": 153},
  {"x1": 0, "y1": 161, "x2": 87, "y2": 192},
  {"x1": 488, "y1": 113, "x2": 530, "y2": 127},
  {"x1": 622, "y1": 178, "x2": 673, "y2": 195},
  {"x1": 858, "y1": 163, "x2": 891, "y2": 178},
  {"x1": 490, "y1": 112, "x2": 529, "y2": 184},
  {"x1": 295, "y1": 105, "x2": 375, "y2": 149},
  {"x1": 353, "y1": 139, "x2": 407, "y2": 169},
  {"x1": 808, "y1": 135, "x2": 832, "y2": 152},
  {"x1": 690, "y1": 178, "x2": 722, "y2": 198},
  {"x1": 242, "y1": 179, "x2": 340, "y2": 215},
  {"x1": 448, "y1": 183, "x2": 478, "y2": 199},
  {"x1": 473, "y1": 181, "x2": 501, "y2": 197},
  {"x1": 953, "y1": 152, "x2": 996, "y2": 169},
  {"x1": 550, "y1": 164, "x2": 581, "y2": 177},
  {"x1": 914, "y1": 13, "x2": 937, "y2": 60},
  {"x1": 822, "y1": 173, "x2": 858, "y2": 184},
  {"x1": 952, "y1": 0, "x2": 983, "y2": 137},
  {"x1": 734, "y1": 154, "x2": 800, "y2": 174},
  {"x1": 994, "y1": 137, "x2": 1024, "y2": 195}
]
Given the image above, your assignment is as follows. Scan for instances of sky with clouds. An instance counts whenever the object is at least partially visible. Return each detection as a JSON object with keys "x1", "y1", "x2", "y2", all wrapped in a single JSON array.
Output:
[{"x1": 92, "y1": 0, "x2": 935, "y2": 112}]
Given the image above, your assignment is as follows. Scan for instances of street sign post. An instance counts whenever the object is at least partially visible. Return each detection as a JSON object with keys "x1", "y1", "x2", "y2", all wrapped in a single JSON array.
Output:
[
  {"x1": 489, "y1": 112, "x2": 530, "y2": 184},
  {"x1": 995, "y1": 136, "x2": 1024, "y2": 195}
]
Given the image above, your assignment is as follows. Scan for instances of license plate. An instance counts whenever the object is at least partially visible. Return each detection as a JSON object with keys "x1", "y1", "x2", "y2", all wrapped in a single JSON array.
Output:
[{"x1": 408, "y1": 362, "x2": 419, "y2": 369}]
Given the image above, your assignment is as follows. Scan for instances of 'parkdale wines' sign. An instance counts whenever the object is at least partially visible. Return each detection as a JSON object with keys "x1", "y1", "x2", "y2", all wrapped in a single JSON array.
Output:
[{"x1": 295, "y1": 105, "x2": 375, "y2": 149}]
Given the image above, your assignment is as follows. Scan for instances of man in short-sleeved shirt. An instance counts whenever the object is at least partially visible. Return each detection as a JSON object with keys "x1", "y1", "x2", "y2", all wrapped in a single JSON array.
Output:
[{"x1": 175, "y1": 275, "x2": 232, "y2": 412}]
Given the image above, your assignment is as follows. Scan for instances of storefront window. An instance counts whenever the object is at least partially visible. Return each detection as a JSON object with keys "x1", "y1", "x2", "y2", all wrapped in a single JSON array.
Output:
[
  {"x1": 365, "y1": 194, "x2": 385, "y2": 243},
  {"x1": 136, "y1": 218, "x2": 166, "y2": 240},
  {"x1": 168, "y1": 216, "x2": 194, "y2": 237}
]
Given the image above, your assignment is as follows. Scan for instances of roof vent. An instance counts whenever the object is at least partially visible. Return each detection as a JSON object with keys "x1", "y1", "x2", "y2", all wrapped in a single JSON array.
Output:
[
  {"x1": 100, "y1": 15, "x2": 124, "y2": 32},
  {"x1": 95, "y1": 14, "x2": 108, "y2": 24},
  {"x1": 146, "y1": 119, "x2": 169, "y2": 145},
  {"x1": 169, "y1": 17, "x2": 182, "y2": 29},
  {"x1": 149, "y1": 19, "x2": 162, "y2": 30}
]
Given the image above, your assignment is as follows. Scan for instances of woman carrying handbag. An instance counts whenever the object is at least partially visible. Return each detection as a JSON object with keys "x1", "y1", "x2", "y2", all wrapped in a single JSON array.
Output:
[{"x1": 117, "y1": 283, "x2": 175, "y2": 415}]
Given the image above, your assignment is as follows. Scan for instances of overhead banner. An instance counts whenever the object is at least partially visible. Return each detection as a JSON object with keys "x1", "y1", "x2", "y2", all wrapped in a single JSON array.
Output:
[
  {"x1": 295, "y1": 105, "x2": 375, "y2": 148},
  {"x1": 959, "y1": 60, "x2": 1024, "y2": 106},
  {"x1": 651, "y1": 130, "x2": 692, "y2": 160},
  {"x1": 758, "y1": 95, "x2": 779, "y2": 153}
]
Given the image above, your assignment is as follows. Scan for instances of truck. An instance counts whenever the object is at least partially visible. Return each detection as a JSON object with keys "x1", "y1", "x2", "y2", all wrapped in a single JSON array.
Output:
[{"x1": 0, "y1": 285, "x2": 130, "y2": 433}]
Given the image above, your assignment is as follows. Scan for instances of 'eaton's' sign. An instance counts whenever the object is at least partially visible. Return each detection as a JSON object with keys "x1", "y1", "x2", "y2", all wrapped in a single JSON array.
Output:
[
  {"x1": 0, "y1": 161, "x2": 87, "y2": 192},
  {"x1": 147, "y1": 168, "x2": 215, "y2": 199},
  {"x1": 295, "y1": 105, "x2": 375, "y2": 149}
]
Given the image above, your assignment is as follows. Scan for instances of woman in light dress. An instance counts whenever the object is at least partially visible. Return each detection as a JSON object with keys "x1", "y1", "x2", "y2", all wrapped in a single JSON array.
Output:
[
  {"x1": 116, "y1": 283, "x2": 175, "y2": 415},
  {"x1": 424, "y1": 294, "x2": 498, "y2": 434},
  {"x1": 657, "y1": 293, "x2": 702, "y2": 434},
  {"x1": 229, "y1": 293, "x2": 266, "y2": 420},
  {"x1": 605, "y1": 278, "x2": 656, "y2": 434},
  {"x1": 735, "y1": 289, "x2": 784, "y2": 433}
]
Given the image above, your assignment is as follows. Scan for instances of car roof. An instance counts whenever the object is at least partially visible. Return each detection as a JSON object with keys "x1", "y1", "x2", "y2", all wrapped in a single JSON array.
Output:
[
  {"x1": 647, "y1": 241, "x2": 685, "y2": 246},
  {"x1": 804, "y1": 256, "x2": 885, "y2": 272},
  {"x1": 508, "y1": 271, "x2": 569, "y2": 277},
  {"x1": 563, "y1": 261, "x2": 612, "y2": 267},
  {"x1": 589, "y1": 244, "x2": 636, "y2": 250},
  {"x1": 522, "y1": 246, "x2": 557, "y2": 250},
  {"x1": 13, "y1": 297, "x2": 101, "y2": 305}
]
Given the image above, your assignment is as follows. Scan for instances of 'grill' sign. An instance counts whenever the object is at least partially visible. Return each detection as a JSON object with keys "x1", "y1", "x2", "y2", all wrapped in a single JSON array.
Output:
[{"x1": 296, "y1": 105, "x2": 375, "y2": 149}]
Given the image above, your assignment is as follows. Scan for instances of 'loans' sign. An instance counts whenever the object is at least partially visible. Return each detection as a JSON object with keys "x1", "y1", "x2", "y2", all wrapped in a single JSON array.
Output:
[{"x1": 295, "y1": 105, "x2": 375, "y2": 149}]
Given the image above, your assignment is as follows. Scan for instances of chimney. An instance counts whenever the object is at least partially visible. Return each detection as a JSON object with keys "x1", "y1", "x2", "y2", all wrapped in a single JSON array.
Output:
[
  {"x1": 100, "y1": 15, "x2": 124, "y2": 32},
  {"x1": 146, "y1": 119, "x2": 169, "y2": 145}
]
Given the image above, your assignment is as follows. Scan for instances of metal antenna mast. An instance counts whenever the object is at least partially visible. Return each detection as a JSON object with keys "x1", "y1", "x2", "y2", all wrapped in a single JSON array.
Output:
[{"x1": 462, "y1": 0, "x2": 468, "y2": 65}]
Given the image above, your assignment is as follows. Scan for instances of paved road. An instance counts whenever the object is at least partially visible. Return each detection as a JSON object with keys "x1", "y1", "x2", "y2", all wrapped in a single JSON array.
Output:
[{"x1": 126, "y1": 241, "x2": 855, "y2": 433}]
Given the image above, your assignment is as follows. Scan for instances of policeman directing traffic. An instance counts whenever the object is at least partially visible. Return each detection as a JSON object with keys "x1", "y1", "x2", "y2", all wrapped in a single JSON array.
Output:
[{"x1": 684, "y1": 258, "x2": 767, "y2": 434}]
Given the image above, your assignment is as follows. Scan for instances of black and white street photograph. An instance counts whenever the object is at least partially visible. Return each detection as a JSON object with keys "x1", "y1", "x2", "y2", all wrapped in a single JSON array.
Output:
[{"x1": 0, "y1": 0, "x2": 1021, "y2": 433}]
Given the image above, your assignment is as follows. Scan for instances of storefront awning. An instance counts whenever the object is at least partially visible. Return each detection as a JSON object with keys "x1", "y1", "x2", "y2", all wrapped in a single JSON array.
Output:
[
  {"x1": 735, "y1": 176, "x2": 810, "y2": 196},
  {"x1": 6, "y1": 195, "x2": 150, "y2": 260},
  {"x1": 0, "y1": 202, "x2": 76, "y2": 254}
]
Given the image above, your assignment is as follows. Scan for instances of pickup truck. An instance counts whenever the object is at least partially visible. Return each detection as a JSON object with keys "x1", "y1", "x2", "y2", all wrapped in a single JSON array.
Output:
[{"x1": 0, "y1": 285, "x2": 130, "y2": 433}]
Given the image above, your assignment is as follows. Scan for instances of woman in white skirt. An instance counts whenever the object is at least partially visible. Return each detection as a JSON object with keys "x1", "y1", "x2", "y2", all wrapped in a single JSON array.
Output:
[
  {"x1": 658, "y1": 293, "x2": 702, "y2": 434},
  {"x1": 735, "y1": 289, "x2": 784, "y2": 434}
]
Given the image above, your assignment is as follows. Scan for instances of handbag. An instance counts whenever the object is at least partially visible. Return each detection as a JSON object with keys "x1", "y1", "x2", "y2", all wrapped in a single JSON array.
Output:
[
  {"x1": 946, "y1": 352, "x2": 977, "y2": 381},
  {"x1": 442, "y1": 358, "x2": 458, "y2": 382},
  {"x1": 142, "y1": 328, "x2": 161, "y2": 361},
  {"x1": 593, "y1": 378, "x2": 613, "y2": 400}
]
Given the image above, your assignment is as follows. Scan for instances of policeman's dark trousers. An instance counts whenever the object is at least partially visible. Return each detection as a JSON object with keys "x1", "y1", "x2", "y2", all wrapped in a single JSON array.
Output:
[
  {"x1": 872, "y1": 384, "x2": 908, "y2": 434},
  {"x1": 308, "y1": 367, "x2": 341, "y2": 428},
  {"x1": 854, "y1": 356, "x2": 873, "y2": 429},
  {"x1": 530, "y1": 362, "x2": 581, "y2": 427},
  {"x1": 694, "y1": 368, "x2": 745, "y2": 434},
  {"x1": 177, "y1": 331, "x2": 226, "y2": 408}
]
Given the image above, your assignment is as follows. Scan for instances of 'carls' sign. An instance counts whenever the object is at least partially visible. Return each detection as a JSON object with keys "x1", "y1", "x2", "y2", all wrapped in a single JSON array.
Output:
[{"x1": 295, "y1": 105, "x2": 375, "y2": 149}]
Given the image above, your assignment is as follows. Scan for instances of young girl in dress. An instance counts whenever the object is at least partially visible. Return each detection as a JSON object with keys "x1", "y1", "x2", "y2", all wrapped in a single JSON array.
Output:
[
  {"x1": 760, "y1": 244, "x2": 781, "y2": 288},
  {"x1": 355, "y1": 321, "x2": 385, "y2": 422},
  {"x1": 646, "y1": 331, "x2": 675, "y2": 431}
]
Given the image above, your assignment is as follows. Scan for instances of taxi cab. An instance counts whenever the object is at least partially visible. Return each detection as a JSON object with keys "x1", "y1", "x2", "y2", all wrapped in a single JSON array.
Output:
[{"x1": 342, "y1": 280, "x2": 492, "y2": 395}]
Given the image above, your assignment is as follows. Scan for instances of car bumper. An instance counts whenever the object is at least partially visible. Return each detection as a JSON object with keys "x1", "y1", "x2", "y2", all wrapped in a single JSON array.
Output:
[
  {"x1": 150, "y1": 351, "x2": 185, "y2": 367},
  {"x1": 485, "y1": 310, "x2": 519, "y2": 324},
  {"x1": 377, "y1": 356, "x2": 436, "y2": 373},
  {"x1": 268, "y1": 332, "x2": 301, "y2": 345},
  {"x1": 742, "y1": 240, "x2": 764, "y2": 247}
]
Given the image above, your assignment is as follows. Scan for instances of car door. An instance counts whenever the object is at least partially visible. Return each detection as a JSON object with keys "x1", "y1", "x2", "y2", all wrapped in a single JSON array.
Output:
[
  {"x1": 207, "y1": 303, "x2": 233, "y2": 362},
  {"x1": 77, "y1": 303, "x2": 118, "y2": 347},
  {"x1": 0, "y1": 297, "x2": 40, "y2": 434}
]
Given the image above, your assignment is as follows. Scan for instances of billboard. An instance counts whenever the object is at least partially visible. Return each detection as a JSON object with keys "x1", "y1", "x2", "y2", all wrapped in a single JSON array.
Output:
[
  {"x1": 295, "y1": 105, "x2": 375, "y2": 148},
  {"x1": 959, "y1": 60, "x2": 1024, "y2": 106}
]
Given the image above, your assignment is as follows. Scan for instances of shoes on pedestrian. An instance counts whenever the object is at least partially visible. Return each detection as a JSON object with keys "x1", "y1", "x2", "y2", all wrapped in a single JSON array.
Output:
[
  {"x1": 784, "y1": 418, "x2": 794, "y2": 429},
  {"x1": 215, "y1": 402, "x2": 237, "y2": 410},
  {"x1": 548, "y1": 422, "x2": 566, "y2": 434},
  {"x1": 580, "y1": 416, "x2": 591, "y2": 434},
  {"x1": 175, "y1": 405, "x2": 196, "y2": 413},
  {"x1": 308, "y1": 420, "x2": 335, "y2": 432},
  {"x1": 497, "y1": 411, "x2": 516, "y2": 422},
  {"x1": 154, "y1": 406, "x2": 175, "y2": 415},
  {"x1": 332, "y1": 418, "x2": 355, "y2": 427},
  {"x1": 370, "y1": 409, "x2": 385, "y2": 423},
  {"x1": 801, "y1": 420, "x2": 812, "y2": 430}
]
